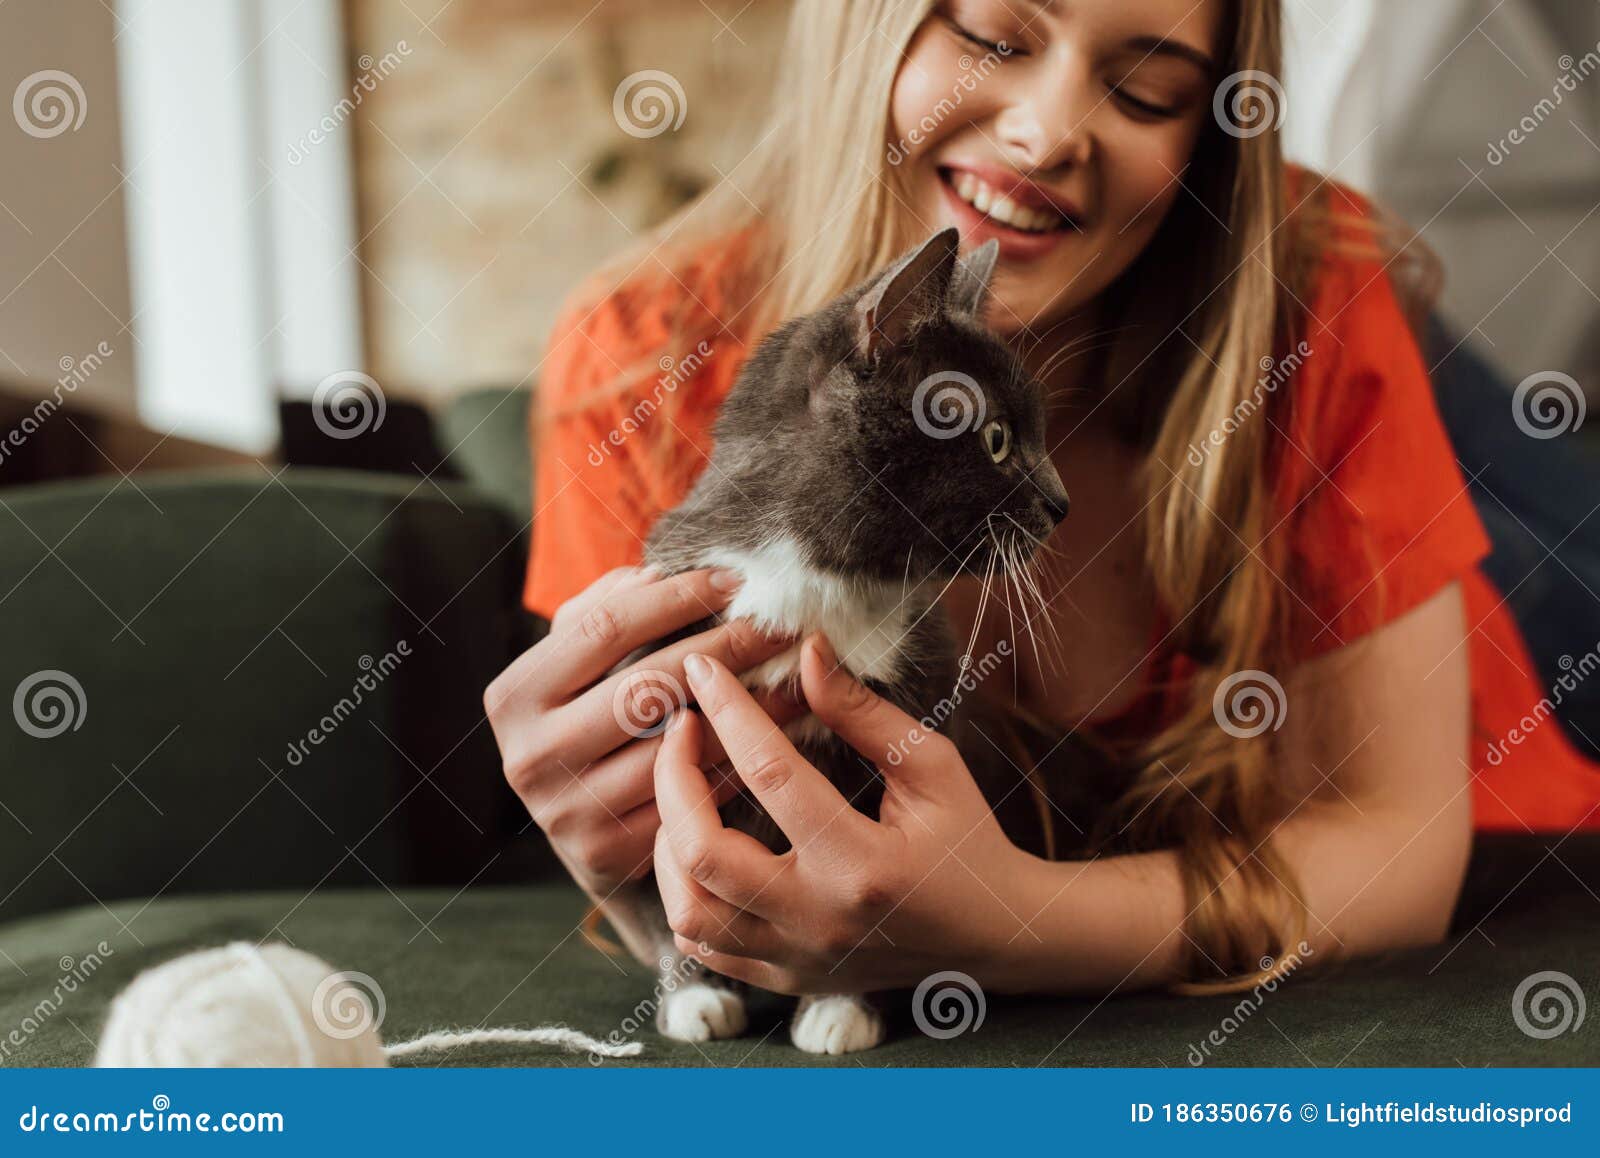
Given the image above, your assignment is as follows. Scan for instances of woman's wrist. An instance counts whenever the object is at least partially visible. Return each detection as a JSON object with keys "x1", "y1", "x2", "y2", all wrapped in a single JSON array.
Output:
[
  {"x1": 973, "y1": 846, "x2": 1188, "y2": 996},
  {"x1": 956, "y1": 843, "x2": 1064, "y2": 994}
]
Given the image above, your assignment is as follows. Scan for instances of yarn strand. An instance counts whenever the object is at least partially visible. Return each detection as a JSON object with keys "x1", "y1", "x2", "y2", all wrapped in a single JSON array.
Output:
[{"x1": 385, "y1": 1026, "x2": 643, "y2": 1060}]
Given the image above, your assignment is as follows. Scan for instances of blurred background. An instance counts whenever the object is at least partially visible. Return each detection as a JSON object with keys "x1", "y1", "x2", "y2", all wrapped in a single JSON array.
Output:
[{"x1": 1, "y1": 0, "x2": 1595, "y2": 489}]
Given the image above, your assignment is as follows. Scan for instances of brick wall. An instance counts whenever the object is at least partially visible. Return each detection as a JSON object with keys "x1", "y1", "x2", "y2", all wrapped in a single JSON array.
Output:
[{"x1": 345, "y1": 0, "x2": 788, "y2": 404}]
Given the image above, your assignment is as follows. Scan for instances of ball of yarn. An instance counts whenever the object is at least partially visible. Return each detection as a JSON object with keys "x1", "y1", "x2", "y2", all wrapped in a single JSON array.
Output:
[{"x1": 95, "y1": 942, "x2": 388, "y2": 1068}]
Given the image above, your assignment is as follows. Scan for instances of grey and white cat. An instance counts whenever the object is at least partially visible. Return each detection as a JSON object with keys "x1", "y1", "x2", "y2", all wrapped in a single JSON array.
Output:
[{"x1": 602, "y1": 227, "x2": 1070, "y2": 1054}]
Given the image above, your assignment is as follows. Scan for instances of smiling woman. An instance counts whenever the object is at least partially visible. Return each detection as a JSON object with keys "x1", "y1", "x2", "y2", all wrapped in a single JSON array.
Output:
[{"x1": 485, "y1": 0, "x2": 1600, "y2": 1037}]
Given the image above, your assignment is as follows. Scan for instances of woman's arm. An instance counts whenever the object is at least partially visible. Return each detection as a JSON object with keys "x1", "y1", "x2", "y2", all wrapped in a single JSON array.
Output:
[
  {"x1": 995, "y1": 582, "x2": 1475, "y2": 993},
  {"x1": 654, "y1": 585, "x2": 1474, "y2": 996}
]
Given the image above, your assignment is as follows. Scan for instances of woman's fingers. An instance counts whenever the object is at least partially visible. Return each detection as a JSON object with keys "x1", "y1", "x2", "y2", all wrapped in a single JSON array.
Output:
[
  {"x1": 549, "y1": 738, "x2": 660, "y2": 819},
  {"x1": 701, "y1": 683, "x2": 808, "y2": 770},
  {"x1": 672, "y1": 937, "x2": 796, "y2": 994},
  {"x1": 536, "y1": 567, "x2": 745, "y2": 698},
  {"x1": 655, "y1": 710, "x2": 798, "y2": 918},
  {"x1": 545, "y1": 799, "x2": 661, "y2": 897},
  {"x1": 552, "y1": 619, "x2": 796, "y2": 768},
  {"x1": 489, "y1": 566, "x2": 652, "y2": 716},
  {"x1": 683, "y1": 652, "x2": 872, "y2": 855},
  {"x1": 549, "y1": 563, "x2": 658, "y2": 631},
  {"x1": 653, "y1": 712, "x2": 784, "y2": 955},
  {"x1": 798, "y1": 633, "x2": 950, "y2": 796}
]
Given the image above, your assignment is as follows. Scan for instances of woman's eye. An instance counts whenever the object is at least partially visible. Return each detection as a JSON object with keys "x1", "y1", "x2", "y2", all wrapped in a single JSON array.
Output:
[
  {"x1": 981, "y1": 420, "x2": 1012, "y2": 464},
  {"x1": 943, "y1": 17, "x2": 1018, "y2": 57},
  {"x1": 1110, "y1": 85, "x2": 1182, "y2": 121}
]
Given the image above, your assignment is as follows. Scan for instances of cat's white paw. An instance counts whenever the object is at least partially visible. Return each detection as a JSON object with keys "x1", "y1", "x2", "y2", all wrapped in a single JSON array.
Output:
[
  {"x1": 657, "y1": 984, "x2": 748, "y2": 1043},
  {"x1": 790, "y1": 995, "x2": 884, "y2": 1055}
]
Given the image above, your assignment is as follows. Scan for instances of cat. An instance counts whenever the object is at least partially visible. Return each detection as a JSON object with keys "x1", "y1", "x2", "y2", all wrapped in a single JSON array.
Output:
[{"x1": 600, "y1": 227, "x2": 1071, "y2": 1055}]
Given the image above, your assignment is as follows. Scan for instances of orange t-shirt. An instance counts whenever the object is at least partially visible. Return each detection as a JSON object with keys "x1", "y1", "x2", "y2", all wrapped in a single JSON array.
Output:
[{"x1": 523, "y1": 200, "x2": 1600, "y2": 835}]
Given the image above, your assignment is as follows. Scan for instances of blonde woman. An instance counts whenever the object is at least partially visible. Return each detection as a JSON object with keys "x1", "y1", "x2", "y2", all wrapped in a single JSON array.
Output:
[{"x1": 484, "y1": 0, "x2": 1600, "y2": 1029}]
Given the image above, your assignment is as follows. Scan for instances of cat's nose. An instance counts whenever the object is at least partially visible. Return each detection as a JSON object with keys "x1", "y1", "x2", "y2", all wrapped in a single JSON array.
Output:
[{"x1": 1032, "y1": 461, "x2": 1070, "y2": 523}]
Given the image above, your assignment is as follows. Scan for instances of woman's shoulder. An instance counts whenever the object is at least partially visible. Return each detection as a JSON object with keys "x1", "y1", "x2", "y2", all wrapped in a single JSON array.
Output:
[
  {"x1": 538, "y1": 227, "x2": 758, "y2": 417},
  {"x1": 1273, "y1": 171, "x2": 1490, "y2": 654},
  {"x1": 1284, "y1": 169, "x2": 1431, "y2": 359},
  {"x1": 1277, "y1": 172, "x2": 1436, "y2": 452}
]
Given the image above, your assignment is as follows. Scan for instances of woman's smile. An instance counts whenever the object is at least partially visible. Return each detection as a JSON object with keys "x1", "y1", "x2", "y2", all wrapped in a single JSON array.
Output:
[{"x1": 935, "y1": 161, "x2": 1087, "y2": 263}]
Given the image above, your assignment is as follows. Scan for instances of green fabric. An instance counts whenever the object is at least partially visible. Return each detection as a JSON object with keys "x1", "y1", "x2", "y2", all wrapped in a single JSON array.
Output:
[
  {"x1": 437, "y1": 388, "x2": 534, "y2": 527},
  {"x1": 0, "y1": 468, "x2": 549, "y2": 925},
  {"x1": 2, "y1": 835, "x2": 1596, "y2": 1068}
]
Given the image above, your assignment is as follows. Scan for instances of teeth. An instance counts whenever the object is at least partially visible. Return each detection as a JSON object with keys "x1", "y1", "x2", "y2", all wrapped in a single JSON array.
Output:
[{"x1": 948, "y1": 171, "x2": 1066, "y2": 233}]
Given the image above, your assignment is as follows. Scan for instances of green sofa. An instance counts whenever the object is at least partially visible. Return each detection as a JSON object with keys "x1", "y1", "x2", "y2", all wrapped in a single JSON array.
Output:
[{"x1": 2, "y1": 390, "x2": 1596, "y2": 1067}]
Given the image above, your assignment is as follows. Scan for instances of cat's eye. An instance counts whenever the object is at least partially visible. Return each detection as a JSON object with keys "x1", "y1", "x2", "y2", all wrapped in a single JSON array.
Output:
[{"x1": 981, "y1": 420, "x2": 1012, "y2": 464}]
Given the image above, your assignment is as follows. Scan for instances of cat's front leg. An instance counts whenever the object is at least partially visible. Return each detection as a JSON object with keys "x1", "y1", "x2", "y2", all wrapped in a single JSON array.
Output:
[
  {"x1": 603, "y1": 881, "x2": 749, "y2": 1043},
  {"x1": 655, "y1": 949, "x2": 748, "y2": 1044},
  {"x1": 790, "y1": 993, "x2": 885, "y2": 1055}
]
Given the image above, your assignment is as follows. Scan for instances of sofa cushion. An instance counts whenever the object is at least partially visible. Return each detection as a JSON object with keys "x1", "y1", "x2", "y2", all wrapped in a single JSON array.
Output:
[{"x1": 3, "y1": 834, "x2": 1595, "y2": 1067}]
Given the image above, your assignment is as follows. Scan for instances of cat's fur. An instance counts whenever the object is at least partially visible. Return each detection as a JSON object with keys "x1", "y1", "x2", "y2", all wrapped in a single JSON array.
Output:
[{"x1": 602, "y1": 228, "x2": 1070, "y2": 1054}]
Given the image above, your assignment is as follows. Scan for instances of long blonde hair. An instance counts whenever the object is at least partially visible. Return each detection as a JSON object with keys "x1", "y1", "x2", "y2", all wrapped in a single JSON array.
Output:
[{"x1": 554, "y1": 0, "x2": 1429, "y2": 988}]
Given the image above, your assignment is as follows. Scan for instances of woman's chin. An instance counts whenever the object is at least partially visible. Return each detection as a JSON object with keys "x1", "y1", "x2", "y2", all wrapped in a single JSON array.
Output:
[{"x1": 981, "y1": 292, "x2": 1072, "y2": 337}]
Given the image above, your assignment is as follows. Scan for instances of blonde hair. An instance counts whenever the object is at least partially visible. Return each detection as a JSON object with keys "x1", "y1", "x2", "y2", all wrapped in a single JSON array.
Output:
[{"x1": 553, "y1": 0, "x2": 1431, "y2": 990}]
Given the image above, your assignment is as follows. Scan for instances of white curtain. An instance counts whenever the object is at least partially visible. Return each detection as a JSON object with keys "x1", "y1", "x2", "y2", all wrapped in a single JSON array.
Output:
[{"x1": 115, "y1": 0, "x2": 363, "y2": 452}]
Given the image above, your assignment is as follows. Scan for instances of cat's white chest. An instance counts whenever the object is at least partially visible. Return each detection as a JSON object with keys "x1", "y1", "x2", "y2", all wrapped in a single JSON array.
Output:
[{"x1": 700, "y1": 538, "x2": 916, "y2": 690}]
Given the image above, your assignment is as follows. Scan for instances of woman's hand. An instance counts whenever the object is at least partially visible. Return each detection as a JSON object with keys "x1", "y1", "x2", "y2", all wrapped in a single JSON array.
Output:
[
  {"x1": 652, "y1": 633, "x2": 1033, "y2": 995},
  {"x1": 484, "y1": 565, "x2": 799, "y2": 901}
]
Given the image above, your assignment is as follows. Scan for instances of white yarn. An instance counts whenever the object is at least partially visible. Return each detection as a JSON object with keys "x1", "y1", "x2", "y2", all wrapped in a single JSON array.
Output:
[
  {"x1": 94, "y1": 942, "x2": 642, "y2": 1067},
  {"x1": 385, "y1": 1026, "x2": 641, "y2": 1059}
]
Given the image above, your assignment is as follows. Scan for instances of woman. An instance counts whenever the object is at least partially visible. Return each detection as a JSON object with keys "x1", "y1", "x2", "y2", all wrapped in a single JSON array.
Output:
[{"x1": 484, "y1": 0, "x2": 1600, "y2": 1011}]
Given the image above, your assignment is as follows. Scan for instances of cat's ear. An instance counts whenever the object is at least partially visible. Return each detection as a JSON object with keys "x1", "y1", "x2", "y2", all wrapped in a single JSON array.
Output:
[
  {"x1": 948, "y1": 239, "x2": 999, "y2": 317},
  {"x1": 854, "y1": 228, "x2": 960, "y2": 360}
]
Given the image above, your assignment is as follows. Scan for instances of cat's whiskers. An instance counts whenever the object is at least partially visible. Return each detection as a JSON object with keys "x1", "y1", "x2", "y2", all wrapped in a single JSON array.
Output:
[
  {"x1": 992, "y1": 522, "x2": 1023, "y2": 702},
  {"x1": 1004, "y1": 530, "x2": 1054, "y2": 681},
  {"x1": 960, "y1": 538, "x2": 999, "y2": 682},
  {"x1": 997, "y1": 513, "x2": 1066, "y2": 679}
]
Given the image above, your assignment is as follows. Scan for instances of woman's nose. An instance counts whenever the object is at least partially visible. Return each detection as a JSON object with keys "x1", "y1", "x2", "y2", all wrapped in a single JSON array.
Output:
[{"x1": 994, "y1": 56, "x2": 1095, "y2": 173}]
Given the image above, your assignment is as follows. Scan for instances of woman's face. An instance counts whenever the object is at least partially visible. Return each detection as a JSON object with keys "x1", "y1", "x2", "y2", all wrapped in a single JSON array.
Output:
[{"x1": 890, "y1": 0, "x2": 1224, "y2": 335}]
